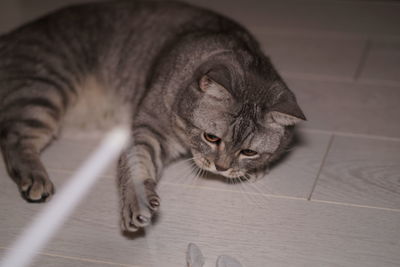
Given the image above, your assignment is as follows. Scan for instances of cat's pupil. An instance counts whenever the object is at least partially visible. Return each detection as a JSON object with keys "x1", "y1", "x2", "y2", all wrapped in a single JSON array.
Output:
[
  {"x1": 241, "y1": 149, "x2": 257, "y2": 156},
  {"x1": 204, "y1": 133, "x2": 221, "y2": 144}
]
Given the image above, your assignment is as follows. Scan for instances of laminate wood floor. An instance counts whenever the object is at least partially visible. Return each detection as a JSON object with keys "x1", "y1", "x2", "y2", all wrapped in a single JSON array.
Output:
[{"x1": 1, "y1": 0, "x2": 400, "y2": 266}]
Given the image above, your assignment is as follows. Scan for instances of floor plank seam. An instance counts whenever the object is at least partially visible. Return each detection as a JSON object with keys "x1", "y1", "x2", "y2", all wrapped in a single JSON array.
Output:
[
  {"x1": 283, "y1": 70, "x2": 400, "y2": 88},
  {"x1": 161, "y1": 181, "x2": 307, "y2": 201},
  {"x1": 310, "y1": 199, "x2": 400, "y2": 213},
  {"x1": 282, "y1": 71, "x2": 354, "y2": 83},
  {"x1": 252, "y1": 26, "x2": 400, "y2": 40},
  {"x1": 300, "y1": 128, "x2": 400, "y2": 142},
  {"x1": 307, "y1": 134, "x2": 335, "y2": 201},
  {"x1": 353, "y1": 38, "x2": 371, "y2": 81},
  {"x1": 331, "y1": 130, "x2": 400, "y2": 142},
  {"x1": 0, "y1": 246, "x2": 142, "y2": 267},
  {"x1": 162, "y1": 182, "x2": 400, "y2": 212},
  {"x1": 46, "y1": 167, "x2": 115, "y2": 178},
  {"x1": 282, "y1": 70, "x2": 400, "y2": 88},
  {"x1": 35, "y1": 173, "x2": 400, "y2": 213}
]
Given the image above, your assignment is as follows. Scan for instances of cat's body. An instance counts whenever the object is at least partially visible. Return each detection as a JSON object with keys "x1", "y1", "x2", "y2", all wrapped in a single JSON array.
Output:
[{"x1": 0, "y1": 0, "x2": 305, "y2": 232}]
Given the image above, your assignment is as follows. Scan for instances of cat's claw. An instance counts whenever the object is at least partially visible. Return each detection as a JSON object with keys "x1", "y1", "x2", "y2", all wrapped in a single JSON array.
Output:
[
  {"x1": 149, "y1": 195, "x2": 160, "y2": 211},
  {"x1": 136, "y1": 215, "x2": 149, "y2": 224},
  {"x1": 122, "y1": 206, "x2": 152, "y2": 232},
  {"x1": 124, "y1": 202, "x2": 157, "y2": 231}
]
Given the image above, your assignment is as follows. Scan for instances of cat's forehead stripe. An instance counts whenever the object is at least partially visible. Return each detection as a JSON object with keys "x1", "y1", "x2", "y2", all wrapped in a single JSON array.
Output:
[
  {"x1": 230, "y1": 118, "x2": 257, "y2": 147},
  {"x1": 229, "y1": 102, "x2": 258, "y2": 145}
]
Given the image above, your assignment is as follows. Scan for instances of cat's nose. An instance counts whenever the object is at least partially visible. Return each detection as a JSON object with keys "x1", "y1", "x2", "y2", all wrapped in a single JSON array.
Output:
[{"x1": 215, "y1": 164, "x2": 229, "y2": 172}]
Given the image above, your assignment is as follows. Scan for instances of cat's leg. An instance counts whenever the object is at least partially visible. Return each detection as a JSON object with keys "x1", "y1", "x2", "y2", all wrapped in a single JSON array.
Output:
[
  {"x1": 0, "y1": 82, "x2": 67, "y2": 202},
  {"x1": 118, "y1": 126, "x2": 166, "y2": 232}
]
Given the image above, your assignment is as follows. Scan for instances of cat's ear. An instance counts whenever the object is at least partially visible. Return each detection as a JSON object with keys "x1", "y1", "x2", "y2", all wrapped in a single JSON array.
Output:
[
  {"x1": 186, "y1": 243, "x2": 205, "y2": 267},
  {"x1": 199, "y1": 75, "x2": 230, "y2": 100},
  {"x1": 267, "y1": 97, "x2": 306, "y2": 126}
]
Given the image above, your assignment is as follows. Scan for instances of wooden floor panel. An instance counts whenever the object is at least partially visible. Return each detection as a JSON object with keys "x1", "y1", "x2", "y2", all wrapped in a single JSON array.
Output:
[{"x1": 312, "y1": 135, "x2": 400, "y2": 209}]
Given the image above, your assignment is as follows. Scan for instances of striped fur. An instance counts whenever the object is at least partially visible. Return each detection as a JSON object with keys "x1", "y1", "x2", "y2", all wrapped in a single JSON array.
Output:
[{"x1": 0, "y1": 1, "x2": 305, "y2": 231}]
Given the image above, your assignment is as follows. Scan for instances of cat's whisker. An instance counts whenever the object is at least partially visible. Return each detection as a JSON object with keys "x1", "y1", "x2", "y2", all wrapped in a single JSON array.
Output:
[
  {"x1": 200, "y1": 167, "x2": 206, "y2": 178},
  {"x1": 186, "y1": 162, "x2": 200, "y2": 186},
  {"x1": 170, "y1": 158, "x2": 199, "y2": 185},
  {"x1": 195, "y1": 165, "x2": 206, "y2": 185},
  {"x1": 179, "y1": 156, "x2": 202, "y2": 163},
  {"x1": 188, "y1": 162, "x2": 202, "y2": 186},
  {"x1": 242, "y1": 176, "x2": 274, "y2": 212},
  {"x1": 253, "y1": 179, "x2": 275, "y2": 197},
  {"x1": 178, "y1": 156, "x2": 206, "y2": 185},
  {"x1": 231, "y1": 174, "x2": 258, "y2": 207},
  {"x1": 189, "y1": 166, "x2": 198, "y2": 185},
  {"x1": 184, "y1": 164, "x2": 199, "y2": 185},
  {"x1": 235, "y1": 174, "x2": 268, "y2": 209},
  {"x1": 231, "y1": 176, "x2": 260, "y2": 209},
  {"x1": 170, "y1": 164, "x2": 189, "y2": 184},
  {"x1": 244, "y1": 172, "x2": 274, "y2": 194},
  {"x1": 177, "y1": 155, "x2": 203, "y2": 176}
]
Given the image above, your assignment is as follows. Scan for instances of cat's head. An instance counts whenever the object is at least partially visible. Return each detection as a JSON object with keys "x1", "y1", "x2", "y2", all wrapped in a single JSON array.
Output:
[{"x1": 174, "y1": 54, "x2": 305, "y2": 179}]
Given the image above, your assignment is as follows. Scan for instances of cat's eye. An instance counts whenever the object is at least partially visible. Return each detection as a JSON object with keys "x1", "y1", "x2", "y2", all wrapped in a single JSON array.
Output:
[
  {"x1": 240, "y1": 149, "x2": 258, "y2": 157},
  {"x1": 203, "y1": 132, "x2": 221, "y2": 144}
]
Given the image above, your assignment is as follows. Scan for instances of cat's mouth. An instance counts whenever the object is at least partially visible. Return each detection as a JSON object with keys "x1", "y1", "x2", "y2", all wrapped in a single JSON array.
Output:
[{"x1": 192, "y1": 155, "x2": 245, "y2": 179}]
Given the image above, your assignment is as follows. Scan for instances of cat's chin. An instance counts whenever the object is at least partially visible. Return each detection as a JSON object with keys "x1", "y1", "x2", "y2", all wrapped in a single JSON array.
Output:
[
  {"x1": 192, "y1": 159, "x2": 245, "y2": 179},
  {"x1": 206, "y1": 166, "x2": 263, "y2": 182},
  {"x1": 210, "y1": 169, "x2": 245, "y2": 179},
  {"x1": 191, "y1": 152, "x2": 250, "y2": 179},
  {"x1": 198, "y1": 168, "x2": 246, "y2": 181}
]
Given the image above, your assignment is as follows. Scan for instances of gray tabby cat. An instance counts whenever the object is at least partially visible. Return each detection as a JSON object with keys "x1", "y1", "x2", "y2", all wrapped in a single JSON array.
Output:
[{"x1": 0, "y1": 0, "x2": 305, "y2": 232}]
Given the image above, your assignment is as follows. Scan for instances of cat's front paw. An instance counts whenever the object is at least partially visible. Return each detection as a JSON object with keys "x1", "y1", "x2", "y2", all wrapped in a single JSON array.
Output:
[
  {"x1": 9, "y1": 157, "x2": 55, "y2": 202},
  {"x1": 19, "y1": 169, "x2": 55, "y2": 202},
  {"x1": 120, "y1": 179, "x2": 160, "y2": 232},
  {"x1": 121, "y1": 193, "x2": 160, "y2": 232}
]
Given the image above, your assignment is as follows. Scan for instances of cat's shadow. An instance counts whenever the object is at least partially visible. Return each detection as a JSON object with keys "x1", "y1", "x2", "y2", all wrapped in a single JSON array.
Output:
[
  {"x1": 122, "y1": 228, "x2": 146, "y2": 239},
  {"x1": 121, "y1": 213, "x2": 161, "y2": 240}
]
